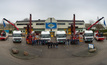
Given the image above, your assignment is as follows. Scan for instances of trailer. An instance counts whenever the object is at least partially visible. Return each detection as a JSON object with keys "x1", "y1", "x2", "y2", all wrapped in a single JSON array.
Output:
[
  {"x1": 0, "y1": 31, "x2": 8, "y2": 40},
  {"x1": 94, "y1": 31, "x2": 105, "y2": 41},
  {"x1": 86, "y1": 17, "x2": 104, "y2": 41},
  {"x1": 0, "y1": 18, "x2": 19, "y2": 40}
]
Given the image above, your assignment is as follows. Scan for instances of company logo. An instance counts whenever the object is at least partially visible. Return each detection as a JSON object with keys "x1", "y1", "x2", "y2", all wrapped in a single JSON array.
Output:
[
  {"x1": 46, "y1": 23, "x2": 57, "y2": 29},
  {"x1": 48, "y1": 23, "x2": 55, "y2": 28}
]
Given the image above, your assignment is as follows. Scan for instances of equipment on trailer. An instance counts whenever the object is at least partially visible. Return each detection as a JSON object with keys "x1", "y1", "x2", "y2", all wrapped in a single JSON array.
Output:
[
  {"x1": 87, "y1": 17, "x2": 104, "y2": 30},
  {"x1": 70, "y1": 14, "x2": 79, "y2": 44},
  {"x1": 0, "y1": 30, "x2": 8, "y2": 40},
  {"x1": 94, "y1": 30, "x2": 105, "y2": 41},
  {"x1": 26, "y1": 14, "x2": 33, "y2": 44},
  {"x1": 0, "y1": 18, "x2": 19, "y2": 40},
  {"x1": 3, "y1": 18, "x2": 19, "y2": 30},
  {"x1": 86, "y1": 17, "x2": 105, "y2": 41}
]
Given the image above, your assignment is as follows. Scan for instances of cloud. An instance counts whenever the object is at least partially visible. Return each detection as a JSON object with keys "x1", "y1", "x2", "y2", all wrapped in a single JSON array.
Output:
[{"x1": 0, "y1": 0, "x2": 106, "y2": 24}]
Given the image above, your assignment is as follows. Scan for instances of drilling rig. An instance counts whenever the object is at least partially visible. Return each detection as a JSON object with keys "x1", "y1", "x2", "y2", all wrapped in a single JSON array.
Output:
[{"x1": 70, "y1": 14, "x2": 79, "y2": 44}]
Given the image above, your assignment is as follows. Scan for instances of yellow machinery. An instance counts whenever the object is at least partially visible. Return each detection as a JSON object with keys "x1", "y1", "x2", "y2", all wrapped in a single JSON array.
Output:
[
  {"x1": 50, "y1": 32, "x2": 54, "y2": 37},
  {"x1": 68, "y1": 28, "x2": 71, "y2": 34}
]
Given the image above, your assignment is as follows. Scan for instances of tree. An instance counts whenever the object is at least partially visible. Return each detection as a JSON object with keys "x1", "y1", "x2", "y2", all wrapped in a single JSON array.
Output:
[{"x1": 23, "y1": 18, "x2": 29, "y2": 21}]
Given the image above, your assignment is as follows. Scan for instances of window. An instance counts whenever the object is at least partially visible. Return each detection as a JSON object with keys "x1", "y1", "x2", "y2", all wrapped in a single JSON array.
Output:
[
  {"x1": 69, "y1": 23, "x2": 73, "y2": 25},
  {"x1": 58, "y1": 28, "x2": 64, "y2": 31},
  {"x1": 57, "y1": 23, "x2": 65, "y2": 25},
  {"x1": 75, "y1": 23, "x2": 83, "y2": 25},
  {"x1": 17, "y1": 24, "x2": 32, "y2": 25},
  {"x1": 69, "y1": 23, "x2": 83, "y2": 25},
  {"x1": 36, "y1": 23, "x2": 44, "y2": 25}
]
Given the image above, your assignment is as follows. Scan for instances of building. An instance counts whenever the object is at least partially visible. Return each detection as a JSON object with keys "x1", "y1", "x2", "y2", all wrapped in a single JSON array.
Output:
[{"x1": 15, "y1": 18, "x2": 85, "y2": 36}]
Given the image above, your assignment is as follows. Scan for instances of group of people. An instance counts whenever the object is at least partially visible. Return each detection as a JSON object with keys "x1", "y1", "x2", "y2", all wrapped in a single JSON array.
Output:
[
  {"x1": 47, "y1": 42, "x2": 58, "y2": 48},
  {"x1": 32, "y1": 33, "x2": 41, "y2": 45}
]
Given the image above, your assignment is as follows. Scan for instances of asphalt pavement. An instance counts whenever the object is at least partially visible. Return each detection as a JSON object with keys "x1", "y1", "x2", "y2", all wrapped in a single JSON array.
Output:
[{"x1": 0, "y1": 37, "x2": 107, "y2": 65}]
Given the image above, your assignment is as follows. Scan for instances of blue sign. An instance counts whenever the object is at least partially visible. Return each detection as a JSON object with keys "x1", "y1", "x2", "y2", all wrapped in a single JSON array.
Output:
[
  {"x1": 88, "y1": 44, "x2": 94, "y2": 49},
  {"x1": 5, "y1": 30, "x2": 9, "y2": 33},
  {"x1": 46, "y1": 23, "x2": 57, "y2": 29}
]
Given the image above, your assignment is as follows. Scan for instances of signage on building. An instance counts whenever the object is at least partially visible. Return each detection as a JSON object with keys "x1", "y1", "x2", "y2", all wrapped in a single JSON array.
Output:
[{"x1": 46, "y1": 23, "x2": 57, "y2": 29}]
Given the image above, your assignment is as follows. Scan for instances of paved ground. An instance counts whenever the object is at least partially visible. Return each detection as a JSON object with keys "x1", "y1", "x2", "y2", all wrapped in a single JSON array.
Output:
[{"x1": 0, "y1": 37, "x2": 107, "y2": 65}]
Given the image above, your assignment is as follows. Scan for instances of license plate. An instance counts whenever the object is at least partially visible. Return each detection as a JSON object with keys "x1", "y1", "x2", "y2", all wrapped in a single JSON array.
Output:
[
  {"x1": 61, "y1": 41, "x2": 63, "y2": 42},
  {"x1": 88, "y1": 39, "x2": 90, "y2": 41},
  {"x1": 16, "y1": 40, "x2": 19, "y2": 41}
]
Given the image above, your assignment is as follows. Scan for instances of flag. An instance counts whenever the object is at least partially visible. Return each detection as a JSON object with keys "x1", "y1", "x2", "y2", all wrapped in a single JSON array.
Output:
[
  {"x1": 104, "y1": 19, "x2": 106, "y2": 26},
  {"x1": 3, "y1": 21, "x2": 6, "y2": 27}
]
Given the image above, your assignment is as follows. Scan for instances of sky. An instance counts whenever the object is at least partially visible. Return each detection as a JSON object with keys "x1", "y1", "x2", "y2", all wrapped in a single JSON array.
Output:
[{"x1": 0, "y1": 0, "x2": 107, "y2": 24}]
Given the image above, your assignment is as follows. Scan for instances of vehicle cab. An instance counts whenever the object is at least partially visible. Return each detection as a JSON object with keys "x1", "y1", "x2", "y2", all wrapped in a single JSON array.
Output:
[
  {"x1": 40, "y1": 31, "x2": 51, "y2": 43},
  {"x1": 12, "y1": 30, "x2": 22, "y2": 43},
  {"x1": 56, "y1": 31, "x2": 66, "y2": 43},
  {"x1": 83, "y1": 30, "x2": 94, "y2": 42}
]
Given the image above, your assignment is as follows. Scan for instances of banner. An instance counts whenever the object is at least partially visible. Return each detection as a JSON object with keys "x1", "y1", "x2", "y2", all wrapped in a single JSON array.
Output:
[{"x1": 3, "y1": 21, "x2": 6, "y2": 27}]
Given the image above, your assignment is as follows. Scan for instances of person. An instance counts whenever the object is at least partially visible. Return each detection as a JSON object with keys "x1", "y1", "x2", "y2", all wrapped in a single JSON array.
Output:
[
  {"x1": 52, "y1": 42, "x2": 55, "y2": 48},
  {"x1": 50, "y1": 42, "x2": 53, "y2": 48},
  {"x1": 67, "y1": 39, "x2": 70, "y2": 45},
  {"x1": 32, "y1": 33, "x2": 37, "y2": 46},
  {"x1": 36, "y1": 33, "x2": 39, "y2": 45},
  {"x1": 65, "y1": 39, "x2": 67, "y2": 45},
  {"x1": 38, "y1": 33, "x2": 41, "y2": 45},
  {"x1": 47, "y1": 42, "x2": 50, "y2": 48},
  {"x1": 55, "y1": 43, "x2": 58, "y2": 48}
]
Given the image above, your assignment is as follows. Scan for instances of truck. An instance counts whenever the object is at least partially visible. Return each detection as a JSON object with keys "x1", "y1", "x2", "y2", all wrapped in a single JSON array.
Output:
[
  {"x1": 94, "y1": 31, "x2": 105, "y2": 41},
  {"x1": 83, "y1": 30, "x2": 94, "y2": 42},
  {"x1": 12, "y1": 30, "x2": 22, "y2": 43},
  {"x1": 40, "y1": 31, "x2": 51, "y2": 43},
  {"x1": 0, "y1": 18, "x2": 19, "y2": 41},
  {"x1": 83, "y1": 17, "x2": 104, "y2": 42},
  {"x1": 56, "y1": 31, "x2": 66, "y2": 43},
  {"x1": 0, "y1": 31, "x2": 8, "y2": 40}
]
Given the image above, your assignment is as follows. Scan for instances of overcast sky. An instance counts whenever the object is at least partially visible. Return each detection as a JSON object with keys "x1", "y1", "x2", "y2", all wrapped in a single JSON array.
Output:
[{"x1": 0, "y1": 0, "x2": 107, "y2": 24}]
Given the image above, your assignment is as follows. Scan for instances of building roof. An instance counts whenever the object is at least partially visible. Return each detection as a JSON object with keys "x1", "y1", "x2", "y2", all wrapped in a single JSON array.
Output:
[
  {"x1": 57, "y1": 20, "x2": 84, "y2": 22},
  {"x1": 16, "y1": 20, "x2": 84, "y2": 23},
  {"x1": 16, "y1": 20, "x2": 45, "y2": 23}
]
